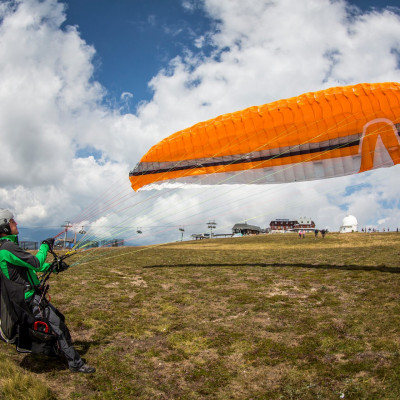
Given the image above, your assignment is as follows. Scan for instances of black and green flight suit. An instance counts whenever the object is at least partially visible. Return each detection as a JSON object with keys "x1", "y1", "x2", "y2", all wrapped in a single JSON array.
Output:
[{"x1": 0, "y1": 235, "x2": 84, "y2": 369}]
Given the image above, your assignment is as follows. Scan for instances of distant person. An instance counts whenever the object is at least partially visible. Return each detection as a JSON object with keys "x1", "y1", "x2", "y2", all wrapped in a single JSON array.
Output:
[
  {"x1": 321, "y1": 229, "x2": 326, "y2": 238},
  {"x1": 302, "y1": 230, "x2": 305, "y2": 239},
  {"x1": 298, "y1": 230, "x2": 302, "y2": 239},
  {"x1": 0, "y1": 209, "x2": 95, "y2": 373},
  {"x1": 314, "y1": 229, "x2": 319, "y2": 238}
]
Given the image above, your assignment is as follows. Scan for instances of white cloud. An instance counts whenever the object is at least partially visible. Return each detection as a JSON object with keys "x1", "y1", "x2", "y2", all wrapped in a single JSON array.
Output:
[
  {"x1": 0, "y1": 0, "x2": 399, "y2": 244},
  {"x1": 120, "y1": 92, "x2": 133, "y2": 101}
]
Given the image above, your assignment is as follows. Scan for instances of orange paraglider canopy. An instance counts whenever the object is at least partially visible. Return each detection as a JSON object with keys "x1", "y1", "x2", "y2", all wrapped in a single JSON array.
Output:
[{"x1": 130, "y1": 82, "x2": 400, "y2": 191}]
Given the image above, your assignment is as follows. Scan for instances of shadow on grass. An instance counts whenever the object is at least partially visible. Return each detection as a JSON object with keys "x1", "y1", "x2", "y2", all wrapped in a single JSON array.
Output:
[
  {"x1": 19, "y1": 353, "x2": 68, "y2": 373},
  {"x1": 18, "y1": 339, "x2": 100, "y2": 373},
  {"x1": 73, "y1": 339, "x2": 98, "y2": 356},
  {"x1": 144, "y1": 263, "x2": 400, "y2": 273}
]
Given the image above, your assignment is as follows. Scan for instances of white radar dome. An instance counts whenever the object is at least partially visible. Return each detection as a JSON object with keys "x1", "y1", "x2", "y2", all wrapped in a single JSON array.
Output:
[{"x1": 340, "y1": 215, "x2": 358, "y2": 233}]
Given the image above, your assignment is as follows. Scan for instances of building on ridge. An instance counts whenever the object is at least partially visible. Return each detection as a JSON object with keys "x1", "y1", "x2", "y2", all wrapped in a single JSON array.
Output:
[
  {"x1": 269, "y1": 217, "x2": 315, "y2": 233},
  {"x1": 339, "y1": 215, "x2": 358, "y2": 233},
  {"x1": 232, "y1": 222, "x2": 261, "y2": 236},
  {"x1": 294, "y1": 217, "x2": 315, "y2": 233}
]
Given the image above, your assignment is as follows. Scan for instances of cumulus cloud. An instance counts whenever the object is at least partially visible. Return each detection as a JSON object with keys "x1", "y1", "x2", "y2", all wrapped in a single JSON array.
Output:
[
  {"x1": 0, "y1": 0, "x2": 135, "y2": 225},
  {"x1": 0, "y1": 0, "x2": 399, "y2": 244},
  {"x1": 121, "y1": 92, "x2": 133, "y2": 101}
]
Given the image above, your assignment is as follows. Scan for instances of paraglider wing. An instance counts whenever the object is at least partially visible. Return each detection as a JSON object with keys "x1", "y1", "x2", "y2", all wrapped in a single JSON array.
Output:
[{"x1": 129, "y1": 82, "x2": 400, "y2": 191}]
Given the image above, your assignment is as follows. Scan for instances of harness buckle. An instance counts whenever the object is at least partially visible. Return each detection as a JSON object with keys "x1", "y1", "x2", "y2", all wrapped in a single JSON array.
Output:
[{"x1": 33, "y1": 321, "x2": 49, "y2": 333}]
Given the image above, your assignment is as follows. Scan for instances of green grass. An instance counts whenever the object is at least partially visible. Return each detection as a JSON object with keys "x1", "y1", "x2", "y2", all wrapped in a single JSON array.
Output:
[{"x1": 0, "y1": 232, "x2": 400, "y2": 399}]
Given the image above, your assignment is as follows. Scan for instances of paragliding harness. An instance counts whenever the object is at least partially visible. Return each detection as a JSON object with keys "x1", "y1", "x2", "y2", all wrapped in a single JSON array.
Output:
[{"x1": 0, "y1": 247, "x2": 75, "y2": 355}]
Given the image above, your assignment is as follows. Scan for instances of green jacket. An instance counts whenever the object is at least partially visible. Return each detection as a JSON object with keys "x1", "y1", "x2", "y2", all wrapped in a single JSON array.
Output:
[{"x1": 0, "y1": 235, "x2": 51, "y2": 299}]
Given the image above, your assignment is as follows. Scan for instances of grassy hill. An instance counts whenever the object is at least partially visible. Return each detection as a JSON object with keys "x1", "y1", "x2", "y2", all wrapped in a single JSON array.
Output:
[{"x1": 1, "y1": 232, "x2": 400, "y2": 399}]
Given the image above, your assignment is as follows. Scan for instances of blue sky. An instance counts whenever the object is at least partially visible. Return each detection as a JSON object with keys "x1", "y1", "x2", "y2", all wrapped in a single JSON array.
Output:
[
  {"x1": 62, "y1": 0, "x2": 400, "y2": 111},
  {"x1": 0, "y1": 0, "x2": 400, "y2": 244},
  {"x1": 62, "y1": 0, "x2": 214, "y2": 111}
]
